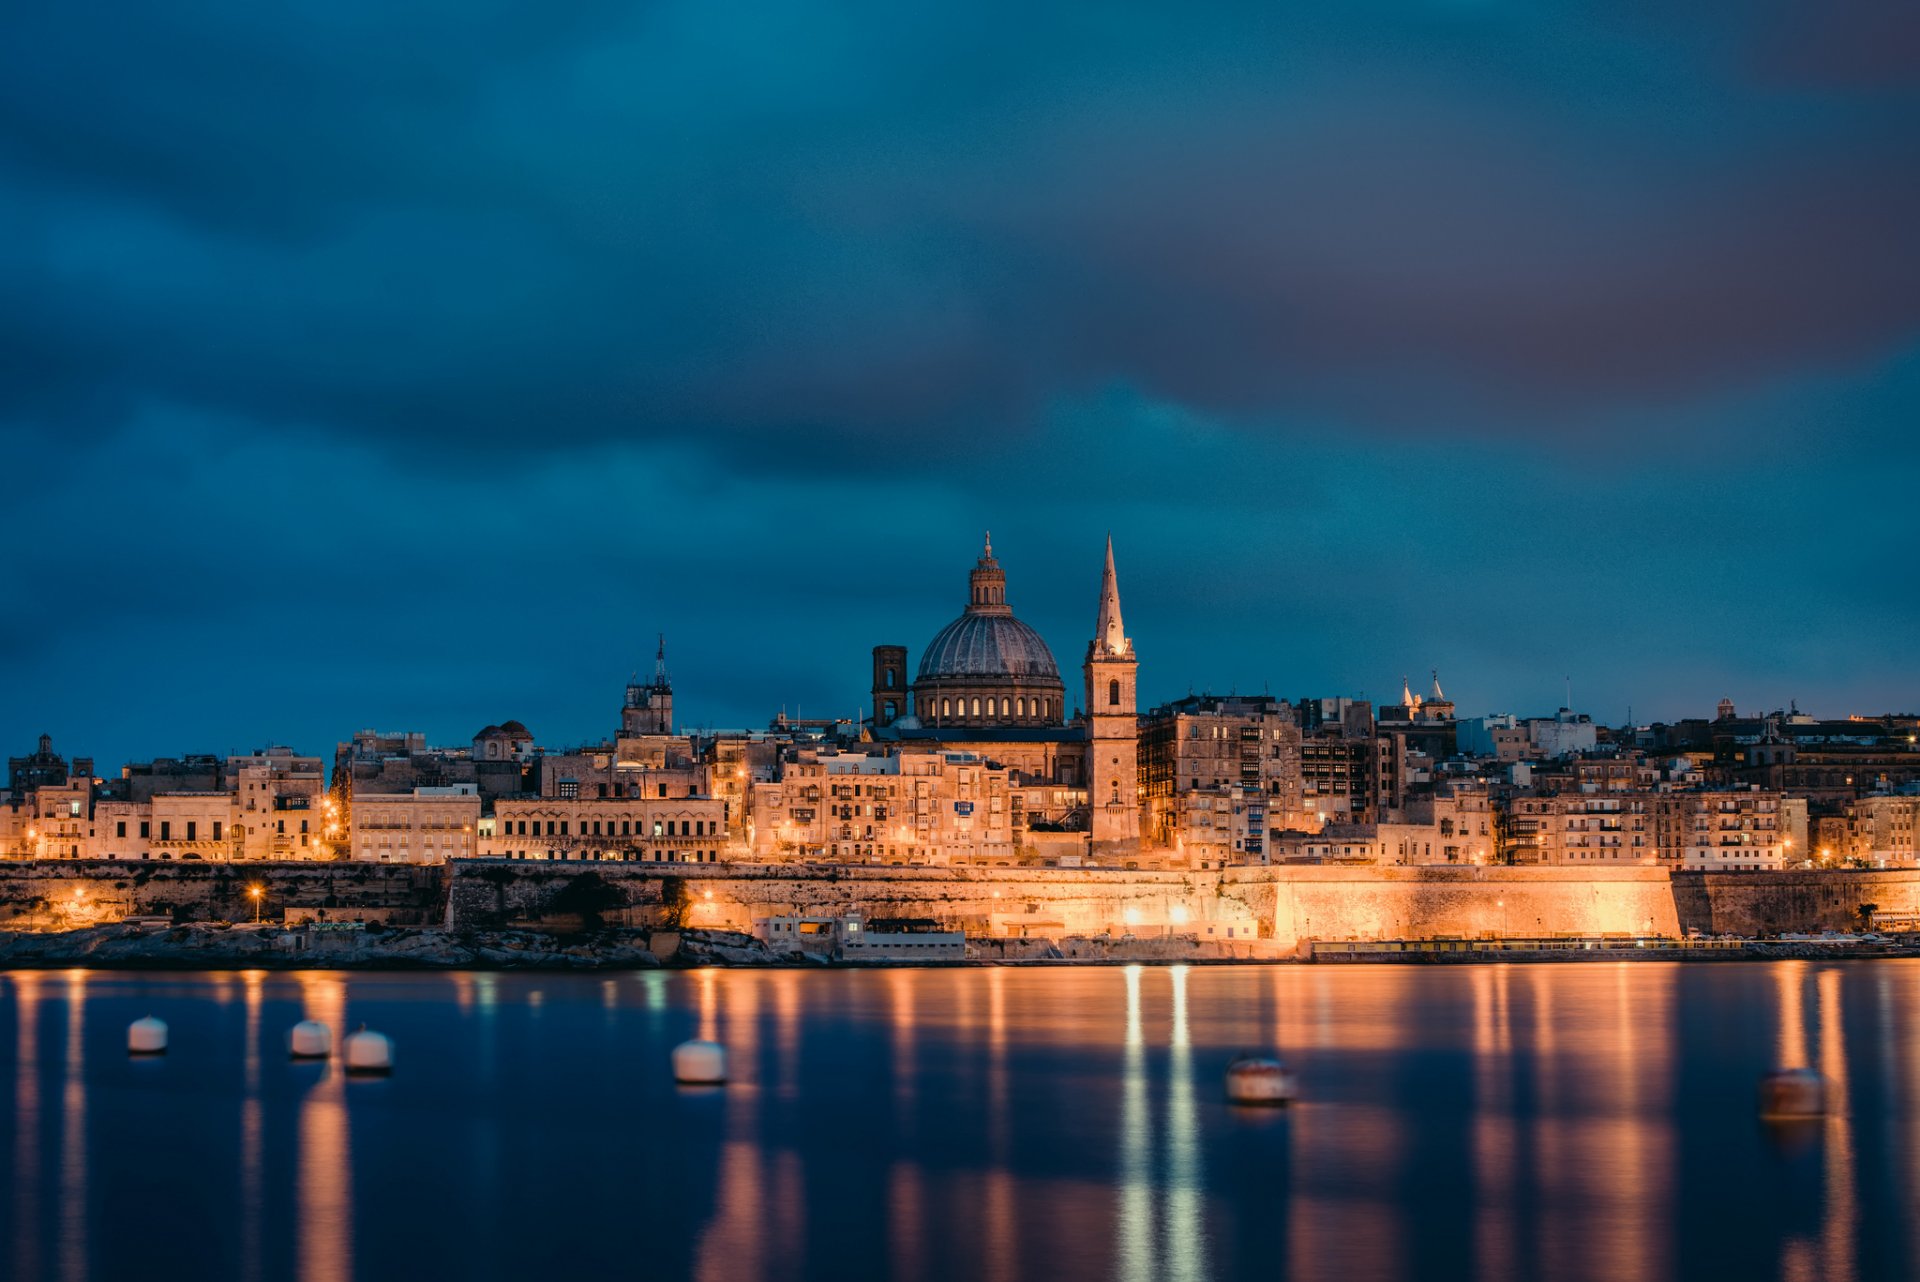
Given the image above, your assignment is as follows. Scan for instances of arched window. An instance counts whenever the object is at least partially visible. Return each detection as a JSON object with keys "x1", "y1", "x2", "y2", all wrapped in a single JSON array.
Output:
[
  {"x1": 1017, "y1": 697, "x2": 1026, "y2": 717},
  {"x1": 972, "y1": 697, "x2": 982, "y2": 717},
  {"x1": 1108, "y1": 679, "x2": 1121, "y2": 707},
  {"x1": 942, "y1": 698, "x2": 951, "y2": 717},
  {"x1": 1042, "y1": 698, "x2": 1050, "y2": 719},
  {"x1": 885, "y1": 669, "x2": 896, "y2": 688}
]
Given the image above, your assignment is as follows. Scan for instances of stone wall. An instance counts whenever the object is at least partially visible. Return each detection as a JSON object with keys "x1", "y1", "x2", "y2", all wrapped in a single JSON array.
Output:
[
  {"x1": 1219, "y1": 865, "x2": 1680, "y2": 950},
  {"x1": 1671, "y1": 869, "x2": 1920, "y2": 936},
  {"x1": 443, "y1": 860, "x2": 1681, "y2": 955},
  {"x1": 0, "y1": 860, "x2": 444, "y2": 929},
  {"x1": 3, "y1": 859, "x2": 1912, "y2": 951}
]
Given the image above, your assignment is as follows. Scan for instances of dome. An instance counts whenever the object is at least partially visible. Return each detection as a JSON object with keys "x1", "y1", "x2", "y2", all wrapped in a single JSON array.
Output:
[{"x1": 916, "y1": 613, "x2": 1060, "y2": 683}]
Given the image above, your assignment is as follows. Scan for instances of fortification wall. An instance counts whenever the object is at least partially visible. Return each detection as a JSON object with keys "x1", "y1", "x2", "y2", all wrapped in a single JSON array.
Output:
[
  {"x1": 1672, "y1": 869, "x2": 1920, "y2": 936},
  {"x1": 444, "y1": 860, "x2": 1681, "y2": 954},
  {"x1": 3, "y1": 860, "x2": 1911, "y2": 951},
  {"x1": 0, "y1": 860, "x2": 444, "y2": 928}
]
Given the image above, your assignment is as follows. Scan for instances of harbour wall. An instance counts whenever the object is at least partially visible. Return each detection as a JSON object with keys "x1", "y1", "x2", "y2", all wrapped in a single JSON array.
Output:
[
  {"x1": 445, "y1": 861, "x2": 1683, "y2": 954},
  {"x1": 1, "y1": 860, "x2": 1915, "y2": 954},
  {"x1": 1669, "y1": 869, "x2": 1920, "y2": 936},
  {"x1": 0, "y1": 860, "x2": 444, "y2": 929}
]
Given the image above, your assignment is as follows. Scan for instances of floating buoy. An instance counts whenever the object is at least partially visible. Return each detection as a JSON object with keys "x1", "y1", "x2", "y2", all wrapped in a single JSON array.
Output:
[
  {"x1": 127, "y1": 1016, "x2": 168, "y2": 1056},
  {"x1": 1225, "y1": 1054, "x2": 1296, "y2": 1106},
  {"x1": 672, "y1": 1039, "x2": 727, "y2": 1085},
  {"x1": 342, "y1": 1025, "x2": 393, "y2": 1075},
  {"x1": 289, "y1": 1020, "x2": 332, "y2": 1060},
  {"x1": 1759, "y1": 1068, "x2": 1827, "y2": 1120}
]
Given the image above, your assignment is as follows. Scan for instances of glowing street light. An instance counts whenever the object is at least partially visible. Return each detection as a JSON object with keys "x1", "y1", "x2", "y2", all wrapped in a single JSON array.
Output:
[{"x1": 248, "y1": 883, "x2": 265, "y2": 924}]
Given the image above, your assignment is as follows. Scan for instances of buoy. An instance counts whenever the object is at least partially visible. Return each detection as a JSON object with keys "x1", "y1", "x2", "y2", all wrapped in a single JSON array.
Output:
[
  {"x1": 1759, "y1": 1068, "x2": 1827, "y2": 1120},
  {"x1": 1225, "y1": 1054, "x2": 1296, "y2": 1106},
  {"x1": 127, "y1": 1016, "x2": 168, "y2": 1056},
  {"x1": 672, "y1": 1039, "x2": 727, "y2": 1084},
  {"x1": 342, "y1": 1025, "x2": 393, "y2": 1075},
  {"x1": 289, "y1": 1020, "x2": 332, "y2": 1059}
]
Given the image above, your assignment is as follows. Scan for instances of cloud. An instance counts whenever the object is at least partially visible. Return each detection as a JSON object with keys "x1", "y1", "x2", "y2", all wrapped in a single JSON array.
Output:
[{"x1": 2, "y1": 0, "x2": 1917, "y2": 473}]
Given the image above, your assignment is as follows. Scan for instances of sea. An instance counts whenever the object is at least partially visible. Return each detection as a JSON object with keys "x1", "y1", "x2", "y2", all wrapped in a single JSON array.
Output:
[{"x1": 2, "y1": 960, "x2": 1912, "y2": 1281}]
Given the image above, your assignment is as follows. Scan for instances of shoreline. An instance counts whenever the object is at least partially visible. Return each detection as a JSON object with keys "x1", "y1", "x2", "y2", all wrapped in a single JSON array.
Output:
[{"x1": 3, "y1": 922, "x2": 1915, "y2": 972}]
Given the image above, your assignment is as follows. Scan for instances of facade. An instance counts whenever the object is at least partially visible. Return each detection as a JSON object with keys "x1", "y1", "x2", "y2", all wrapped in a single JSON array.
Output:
[
  {"x1": 483, "y1": 794, "x2": 727, "y2": 862},
  {"x1": 1842, "y1": 793, "x2": 1920, "y2": 868},
  {"x1": 1660, "y1": 790, "x2": 1786, "y2": 871},
  {"x1": 1139, "y1": 694, "x2": 1308, "y2": 858},
  {"x1": 348, "y1": 786, "x2": 481, "y2": 863},
  {"x1": 748, "y1": 748, "x2": 1016, "y2": 866}
]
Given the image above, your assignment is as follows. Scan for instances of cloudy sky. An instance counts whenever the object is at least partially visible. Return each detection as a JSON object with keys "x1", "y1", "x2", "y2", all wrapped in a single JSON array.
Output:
[{"x1": 5, "y1": 0, "x2": 1918, "y2": 765}]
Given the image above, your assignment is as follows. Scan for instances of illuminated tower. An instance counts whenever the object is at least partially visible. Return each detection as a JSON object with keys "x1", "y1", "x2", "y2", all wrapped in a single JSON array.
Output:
[
  {"x1": 621, "y1": 635, "x2": 674, "y2": 735},
  {"x1": 1084, "y1": 536, "x2": 1140, "y2": 851}
]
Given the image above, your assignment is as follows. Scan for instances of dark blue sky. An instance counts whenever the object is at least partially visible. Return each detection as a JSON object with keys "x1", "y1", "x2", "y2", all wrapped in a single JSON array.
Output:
[{"x1": 5, "y1": 0, "x2": 1919, "y2": 767}]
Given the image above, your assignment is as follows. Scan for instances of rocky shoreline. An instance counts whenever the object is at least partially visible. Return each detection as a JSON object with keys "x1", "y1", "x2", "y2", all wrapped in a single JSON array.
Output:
[{"x1": 4, "y1": 922, "x2": 1915, "y2": 971}]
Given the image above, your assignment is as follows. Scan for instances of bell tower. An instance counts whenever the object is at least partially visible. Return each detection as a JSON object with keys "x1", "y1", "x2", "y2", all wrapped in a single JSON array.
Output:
[
  {"x1": 622, "y1": 635, "x2": 674, "y2": 736},
  {"x1": 1084, "y1": 536, "x2": 1140, "y2": 852},
  {"x1": 871, "y1": 645, "x2": 907, "y2": 727}
]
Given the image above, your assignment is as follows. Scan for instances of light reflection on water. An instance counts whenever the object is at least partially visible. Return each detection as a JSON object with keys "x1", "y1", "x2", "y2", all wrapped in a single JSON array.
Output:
[{"x1": 2, "y1": 961, "x2": 1916, "y2": 1281}]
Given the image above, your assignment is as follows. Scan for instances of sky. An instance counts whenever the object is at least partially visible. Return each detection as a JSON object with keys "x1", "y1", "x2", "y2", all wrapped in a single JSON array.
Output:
[{"x1": 4, "y1": 0, "x2": 1919, "y2": 767}]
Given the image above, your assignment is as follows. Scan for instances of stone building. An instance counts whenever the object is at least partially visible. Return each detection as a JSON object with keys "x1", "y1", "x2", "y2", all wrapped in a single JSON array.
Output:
[
  {"x1": 1139, "y1": 694, "x2": 1309, "y2": 846},
  {"x1": 908, "y1": 536, "x2": 1065, "y2": 730},
  {"x1": 228, "y1": 748, "x2": 329, "y2": 860},
  {"x1": 748, "y1": 748, "x2": 1015, "y2": 866},
  {"x1": 620, "y1": 637, "x2": 674, "y2": 736},
  {"x1": 1658, "y1": 790, "x2": 1786, "y2": 870},
  {"x1": 482, "y1": 794, "x2": 727, "y2": 863},
  {"x1": 1085, "y1": 537, "x2": 1140, "y2": 855},
  {"x1": 1841, "y1": 792, "x2": 1920, "y2": 868},
  {"x1": 348, "y1": 785, "x2": 481, "y2": 863}
]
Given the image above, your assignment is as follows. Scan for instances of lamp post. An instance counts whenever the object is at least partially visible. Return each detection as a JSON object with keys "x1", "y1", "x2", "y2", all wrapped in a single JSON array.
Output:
[{"x1": 248, "y1": 883, "x2": 264, "y2": 924}]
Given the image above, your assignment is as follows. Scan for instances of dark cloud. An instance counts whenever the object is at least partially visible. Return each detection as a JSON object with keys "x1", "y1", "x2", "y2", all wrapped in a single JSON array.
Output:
[{"x1": 2, "y1": 1, "x2": 1918, "y2": 761}]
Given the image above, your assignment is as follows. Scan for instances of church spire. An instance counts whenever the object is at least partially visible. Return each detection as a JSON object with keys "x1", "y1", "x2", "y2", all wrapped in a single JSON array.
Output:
[
  {"x1": 653, "y1": 634, "x2": 670, "y2": 690},
  {"x1": 1094, "y1": 534, "x2": 1129, "y2": 657}
]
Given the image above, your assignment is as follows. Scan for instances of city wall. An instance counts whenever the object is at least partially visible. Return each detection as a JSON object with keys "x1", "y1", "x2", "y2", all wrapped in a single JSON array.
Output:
[
  {"x1": 3, "y1": 860, "x2": 1917, "y2": 954},
  {"x1": 0, "y1": 860, "x2": 444, "y2": 929},
  {"x1": 1670, "y1": 869, "x2": 1920, "y2": 936},
  {"x1": 444, "y1": 861, "x2": 1682, "y2": 953}
]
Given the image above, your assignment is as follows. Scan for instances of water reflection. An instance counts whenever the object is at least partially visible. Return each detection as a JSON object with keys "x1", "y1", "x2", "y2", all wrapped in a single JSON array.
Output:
[
  {"x1": 297, "y1": 975, "x2": 352, "y2": 1282},
  {"x1": 7, "y1": 964, "x2": 1920, "y2": 1282},
  {"x1": 13, "y1": 972, "x2": 41, "y2": 1282}
]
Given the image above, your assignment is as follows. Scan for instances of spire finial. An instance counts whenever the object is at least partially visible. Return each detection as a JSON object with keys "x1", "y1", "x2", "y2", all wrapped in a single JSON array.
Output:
[
  {"x1": 1093, "y1": 536, "x2": 1128, "y2": 656},
  {"x1": 984, "y1": 530, "x2": 992, "y2": 559}
]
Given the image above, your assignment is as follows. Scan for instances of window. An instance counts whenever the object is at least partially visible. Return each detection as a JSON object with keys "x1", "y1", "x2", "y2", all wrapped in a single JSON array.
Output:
[
  {"x1": 140, "y1": 821, "x2": 150, "y2": 839},
  {"x1": 885, "y1": 669, "x2": 896, "y2": 689},
  {"x1": 942, "y1": 699, "x2": 951, "y2": 717},
  {"x1": 972, "y1": 698, "x2": 981, "y2": 717},
  {"x1": 212, "y1": 822, "x2": 222, "y2": 841},
  {"x1": 1017, "y1": 697, "x2": 1026, "y2": 717},
  {"x1": 1109, "y1": 679, "x2": 1120, "y2": 707},
  {"x1": 116, "y1": 821, "x2": 127, "y2": 838}
]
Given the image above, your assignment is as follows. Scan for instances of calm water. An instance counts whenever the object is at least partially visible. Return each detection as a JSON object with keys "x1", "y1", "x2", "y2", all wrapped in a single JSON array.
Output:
[{"x1": 2, "y1": 961, "x2": 1915, "y2": 1281}]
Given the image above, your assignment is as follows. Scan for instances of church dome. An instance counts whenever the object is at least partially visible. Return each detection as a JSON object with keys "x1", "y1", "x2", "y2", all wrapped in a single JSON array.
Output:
[
  {"x1": 916, "y1": 612, "x2": 1060, "y2": 682},
  {"x1": 909, "y1": 536, "x2": 1067, "y2": 730}
]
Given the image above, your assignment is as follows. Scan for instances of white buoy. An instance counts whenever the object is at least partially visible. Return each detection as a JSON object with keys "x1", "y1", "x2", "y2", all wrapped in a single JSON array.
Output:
[
  {"x1": 672, "y1": 1039, "x2": 728, "y2": 1084},
  {"x1": 289, "y1": 1020, "x2": 333, "y2": 1059},
  {"x1": 342, "y1": 1025, "x2": 393, "y2": 1075},
  {"x1": 1759, "y1": 1067, "x2": 1827, "y2": 1120},
  {"x1": 1225, "y1": 1054, "x2": 1297, "y2": 1106},
  {"x1": 128, "y1": 1015, "x2": 169, "y2": 1056}
]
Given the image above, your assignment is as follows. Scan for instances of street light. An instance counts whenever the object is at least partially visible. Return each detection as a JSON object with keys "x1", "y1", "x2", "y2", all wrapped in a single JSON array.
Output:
[{"x1": 248, "y1": 883, "x2": 265, "y2": 924}]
